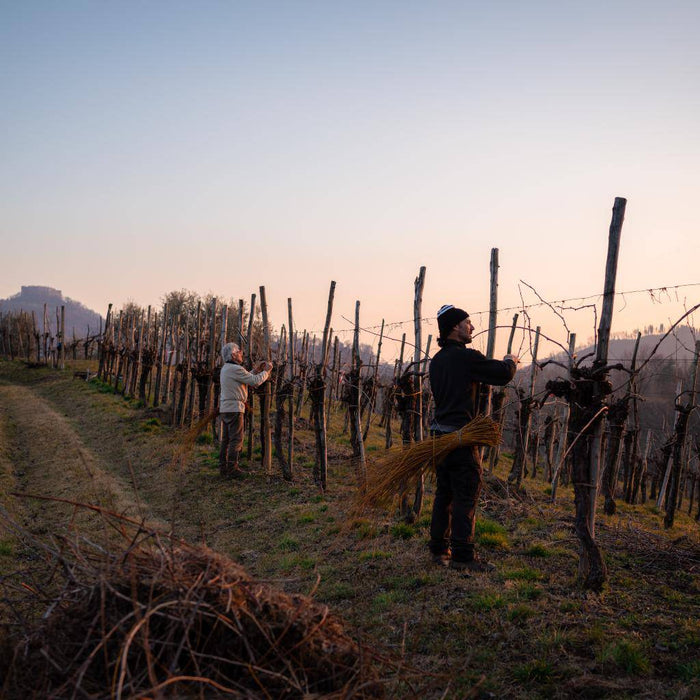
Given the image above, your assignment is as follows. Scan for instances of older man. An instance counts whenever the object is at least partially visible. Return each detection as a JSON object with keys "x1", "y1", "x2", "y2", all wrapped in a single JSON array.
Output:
[
  {"x1": 429, "y1": 305, "x2": 519, "y2": 571},
  {"x1": 219, "y1": 342, "x2": 272, "y2": 478}
]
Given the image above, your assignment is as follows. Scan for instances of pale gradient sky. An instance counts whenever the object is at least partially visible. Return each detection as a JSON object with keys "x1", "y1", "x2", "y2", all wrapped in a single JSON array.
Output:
[{"x1": 2, "y1": 1, "x2": 699, "y2": 361}]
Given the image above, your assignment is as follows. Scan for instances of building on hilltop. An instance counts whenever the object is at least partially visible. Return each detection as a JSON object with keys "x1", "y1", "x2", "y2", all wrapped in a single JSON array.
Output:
[{"x1": 19, "y1": 285, "x2": 63, "y2": 301}]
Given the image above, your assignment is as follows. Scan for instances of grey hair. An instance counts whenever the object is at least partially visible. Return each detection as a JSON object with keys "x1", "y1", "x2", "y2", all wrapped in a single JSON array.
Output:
[{"x1": 221, "y1": 342, "x2": 241, "y2": 363}]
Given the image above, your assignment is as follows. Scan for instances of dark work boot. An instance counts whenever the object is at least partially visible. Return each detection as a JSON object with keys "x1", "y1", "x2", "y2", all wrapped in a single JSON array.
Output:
[
  {"x1": 449, "y1": 556, "x2": 495, "y2": 573},
  {"x1": 430, "y1": 548, "x2": 451, "y2": 567}
]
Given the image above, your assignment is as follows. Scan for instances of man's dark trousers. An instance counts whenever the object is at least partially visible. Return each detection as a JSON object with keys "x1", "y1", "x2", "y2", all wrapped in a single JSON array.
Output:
[
  {"x1": 429, "y1": 444, "x2": 482, "y2": 562},
  {"x1": 219, "y1": 412, "x2": 244, "y2": 475}
]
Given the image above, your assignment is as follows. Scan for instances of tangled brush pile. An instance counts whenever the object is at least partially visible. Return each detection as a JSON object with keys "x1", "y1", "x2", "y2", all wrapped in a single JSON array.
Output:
[
  {"x1": 2, "y1": 523, "x2": 385, "y2": 698},
  {"x1": 353, "y1": 415, "x2": 502, "y2": 515}
]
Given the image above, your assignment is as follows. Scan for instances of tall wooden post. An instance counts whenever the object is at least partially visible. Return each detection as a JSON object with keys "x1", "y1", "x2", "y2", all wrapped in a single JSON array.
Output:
[
  {"x1": 412, "y1": 267, "x2": 427, "y2": 517},
  {"x1": 259, "y1": 286, "x2": 272, "y2": 476},
  {"x1": 574, "y1": 196, "x2": 625, "y2": 588},
  {"x1": 153, "y1": 303, "x2": 168, "y2": 407},
  {"x1": 588, "y1": 197, "x2": 626, "y2": 535},
  {"x1": 311, "y1": 281, "x2": 335, "y2": 491},
  {"x1": 482, "y1": 248, "x2": 499, "y2": 417},
  {"x1": 245, "y1": 294, "x2": 257, "y2": 460},
  {"x1": 206, "y1": 297, "x2": 217, "y2": 415},
  {"x1": 350, "y1": 301, "x2": 367, "y2": 484},
  {"x1": 98, "y1": 304, "x2": 112, "y2": 378},
  {"x1": 287, "y1": 298, "x2": 295, "y2": 477},
  {"x1": 220, "y1": 304, "x2": 228, "y2": 347},
  {"x1": 59, "y1": 305, "x2": 65, "y2": 370}
]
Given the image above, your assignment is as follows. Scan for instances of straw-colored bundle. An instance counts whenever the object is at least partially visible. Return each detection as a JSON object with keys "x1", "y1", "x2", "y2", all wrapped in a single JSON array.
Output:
[
  {"x1": 173, "y1": 406, "x2": 219, "y2": 456},
  {"x1": 354, "y1": 415, "x2": 501, "y2": 514}
]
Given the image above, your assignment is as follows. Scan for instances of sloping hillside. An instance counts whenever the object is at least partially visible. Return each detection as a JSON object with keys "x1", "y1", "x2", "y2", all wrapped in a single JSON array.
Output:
[{"x1": 0, "y1": 285, "x2": 103, "y2": 336}]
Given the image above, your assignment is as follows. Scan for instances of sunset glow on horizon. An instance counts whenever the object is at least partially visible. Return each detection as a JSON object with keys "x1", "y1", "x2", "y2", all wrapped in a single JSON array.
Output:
[{"x1": 2, "y1": 2, "x2": 698, "y2": 363}]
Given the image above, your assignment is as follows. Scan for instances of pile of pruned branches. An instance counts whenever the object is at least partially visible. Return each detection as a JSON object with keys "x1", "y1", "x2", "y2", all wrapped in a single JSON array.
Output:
[{"x1": 1, "y1": 518, "x2": 388, "y2": 698}]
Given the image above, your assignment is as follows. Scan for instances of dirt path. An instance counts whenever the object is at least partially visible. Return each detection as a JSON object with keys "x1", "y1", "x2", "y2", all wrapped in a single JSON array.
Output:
[{"x1": 0, "y1": 380, "x2": 165, "y2": 545}]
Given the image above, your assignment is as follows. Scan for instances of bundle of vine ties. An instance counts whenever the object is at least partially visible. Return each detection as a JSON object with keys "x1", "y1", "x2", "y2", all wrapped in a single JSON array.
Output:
[{"x1": 354, "y1": 415, "x2": 501, "y2": 514}]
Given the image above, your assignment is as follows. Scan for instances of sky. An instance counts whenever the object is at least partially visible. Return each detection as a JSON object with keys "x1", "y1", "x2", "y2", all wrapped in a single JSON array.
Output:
[{"x1": 2, "y1": 1, "x2": 699, "y2": 362}]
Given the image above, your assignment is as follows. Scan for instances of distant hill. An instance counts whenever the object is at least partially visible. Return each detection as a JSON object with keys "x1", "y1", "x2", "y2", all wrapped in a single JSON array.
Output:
[{"x1": 0, "y1": 286, "x2": 103, "y2": 337}]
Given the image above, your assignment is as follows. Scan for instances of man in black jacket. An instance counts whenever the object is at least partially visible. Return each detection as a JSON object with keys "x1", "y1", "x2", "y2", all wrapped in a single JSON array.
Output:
[{"x1": 429, "y1": 305, "x2": 519, "y2": 571}]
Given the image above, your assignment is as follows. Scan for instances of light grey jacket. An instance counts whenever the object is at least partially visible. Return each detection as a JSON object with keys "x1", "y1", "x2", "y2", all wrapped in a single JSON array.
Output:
[{"x1": 219, "y1": 363, "x2": 271, "y2": 413}]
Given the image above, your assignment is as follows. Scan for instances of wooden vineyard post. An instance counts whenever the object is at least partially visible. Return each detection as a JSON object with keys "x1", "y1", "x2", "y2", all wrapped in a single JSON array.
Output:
[
  {"x1": 328, "y1": 336, "x2": 339, "y2": 426},
  {"x1": 212, "y1": 303, "x2": 227, "y2": 431},
  {"x1": 122, "y1": 312, "x2": 135, "y2": 397},
  {"x1": 32, "y1": 311, "x2": 39, "y2": 363},
  {"x1": 111, "y1": 312, "x2": 122, "y2": 389},
  {"x1": 508, "y1": 326, "x2": 540, "y2": 487},
  {"x1": 310, "y1": 281, "x2": 335, "y2": 491},
  {"x1": 138, "y1": 306, "x2": 153, "y2": 401},
  {"x1": 153, "y1": 303, "x2": 168, "y2": 407},
  {"x1": 220, "y1": 304, "x2": 228, "y2": 348},
  {"x1": 349, "y1": 301, "x2": 367, "y2": 485},
  {"x1": 131, "y1": 308, "x2": 146, "y2": 397},
  {"x1": 183, "y1": 302, "x2": 201, "y2": 425},
  {"x1": 206, "y1": 297, "x2": 217, "y2": 417},
  {"x1": 59, "y1": 305, "x2": 65, "y2": 370},
  {"x1": 160, "y1": 312, "x2": 172, "y2": 407},
  {"x1": 259, "y1": 286, "x2": 272, "y2": 476},
  {"x1": 98, "y1": 303, "x2": 112, "y2": 379},
  {"x1": 410, "y1": 266, "x2": 426, "y2": 519},
  {"x1": 245, "y1": 294, "x2": 256, "y2": 462},
  {"x1": 413, "y1": 267, "x2": 426, "y2": 444},
  {"x1": 237, "y1": 300, "x2": 244, "y2": 346},
  {"x1": 482, "y1": 248, "x2": 499, "y2": 417},
  {"x1": 42, "y1": 304, "x2": 49, "y2": 365},
  {"x1": 176, "y1": 315, "x2": 190, "y2": 426},
  {"x1": 575, "y1": 197, "x2": 626, "y2": 588},
  {"x1": 287, "y1": 298, "x2": 295, "y2": 477},
  {"x1": 273, "y1": 323, "x2": 292, "y2": 481},
  {"x1": 587, "y1": 198, "x2": 626, "y2": 538}
]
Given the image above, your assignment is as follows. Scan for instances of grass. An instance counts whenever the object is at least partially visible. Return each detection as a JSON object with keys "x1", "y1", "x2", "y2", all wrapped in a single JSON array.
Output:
[
  {"x1": 513, "y1": 659, "x2": 553, "y2": 683},
  {"x1": 359, "y1": 550, "x2": 392, "y2": 561},
  {"x1": 277, "y1": 535, "x2": 300, "y2": 552},
  {"x1": 501, "y1": 566, "x2": 543, "y2": 581},
  {"x1": 1, "y1": 360, "x2": 699, "y2": 700},
  {"x1": 390, "y1": 522, "x2": 415, "y2": 540},
  {"x1": 598, "y1": 639, "x2": 651, "y2": 675},
  {"x1": 471, "y1": 593, "x2": 506, "y2": 611},
  {"x1": 525, "y1": 543, "x2": 552, "y2": 557},
  {"x1": 674, "y1": 659, "x2": 700, "y2": 682}
]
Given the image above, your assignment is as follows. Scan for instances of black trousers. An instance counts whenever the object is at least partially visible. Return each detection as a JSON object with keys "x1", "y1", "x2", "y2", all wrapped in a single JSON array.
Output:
[{"x1": 428, "y1": 443, "x2": 482, "y2": 562}]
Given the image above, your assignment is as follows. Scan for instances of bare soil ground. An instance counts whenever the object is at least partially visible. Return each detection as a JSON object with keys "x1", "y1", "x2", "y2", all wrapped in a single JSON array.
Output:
[{"x1": 1, "y1": 360, "x2": 698, "y2": 699}]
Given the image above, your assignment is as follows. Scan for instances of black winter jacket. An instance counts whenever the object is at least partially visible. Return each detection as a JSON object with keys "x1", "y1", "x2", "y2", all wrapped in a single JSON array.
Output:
[{"x1": 429, "y1": 340, "x2": 516, "y2": 429}]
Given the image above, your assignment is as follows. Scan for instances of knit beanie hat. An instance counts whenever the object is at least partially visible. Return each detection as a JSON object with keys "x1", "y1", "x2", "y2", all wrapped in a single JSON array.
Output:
[{"x1": 437, "y1": 304, "x2": 469, "y2": 340}]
